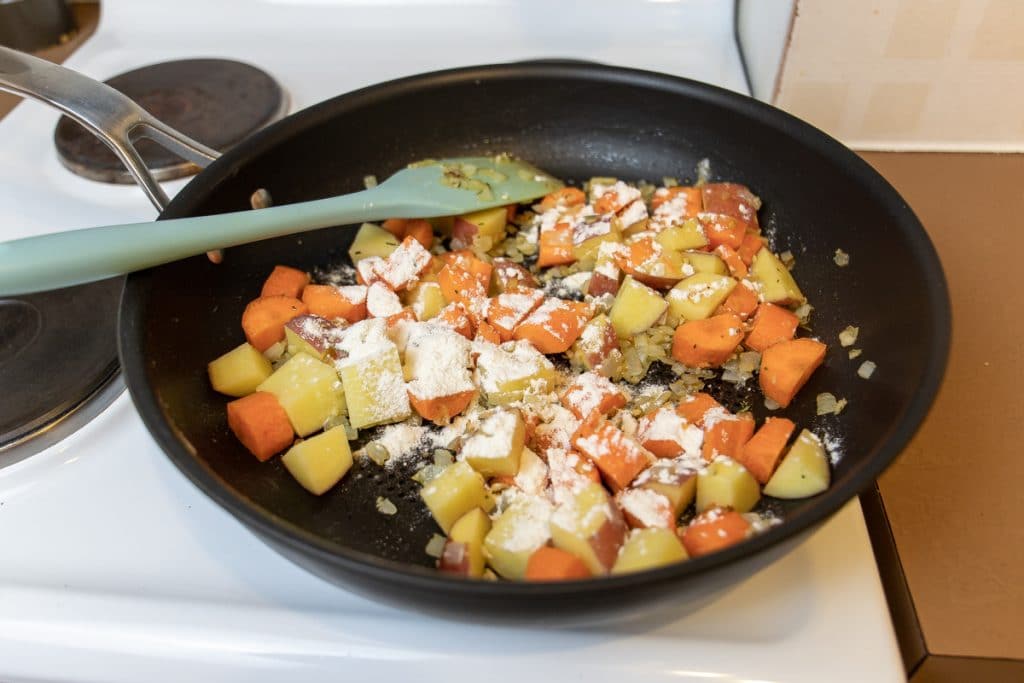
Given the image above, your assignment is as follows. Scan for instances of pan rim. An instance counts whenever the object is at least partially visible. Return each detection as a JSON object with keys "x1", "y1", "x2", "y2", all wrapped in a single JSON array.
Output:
[{"x1": 119, "y1": 61, "x2": 951, "y2": 599}]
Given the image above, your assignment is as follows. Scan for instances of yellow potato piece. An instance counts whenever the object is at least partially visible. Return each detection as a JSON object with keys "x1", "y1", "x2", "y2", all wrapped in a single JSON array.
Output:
[
  {"x1": 666, "y1": 273, "x2": 738, "y2": 321},
  {"x1": 421, "y1": 462, "x2": 494, "y2": 534},
  {"x1": 683, "y1": 251, "x2": 728, "y2": 275},
  {"x1": 696, "y1": 457, "x2": 761, "y2": 513},
  {"x1": 281, "y1": 427, "x2": 353, "y2": 495},
  {"x1": 612, "y1": 528, "x2": 688, "y2": 574},
  {"x1": 483, "y1": 496, "x2": 552, "y2": 580},
  {"x1": 207, "y1": 342, "x2": 273, "y2": 397},
  {"x1": 751, "y1": 247, "x2": 805, "y2": 305},
  {"x1": 764, "y1": 429, "x2": 830, "y2": 499},
  {"x1": 609, "y1": 276, "x2": 669, "y2": 337},
  {"x1": 257, "y1": 353, "x2": 346, "y2": 437},
  {"x1": 550, "y1": 482, "x2": 626, "y2": 575},
  {"x1": 348, "y1": 222, "x2": 400, "y2": 263},
  {"x1": 406, "y1": 281, "x2": 445, "y2": 321},
  {"x1": 474, "y1": 341, "x2": 557, "y2": 405},
  {"x1": 338, "y1": 346, "x2": 411, "y2": 429},
  {"x1": 445, "y1": 508, "x2": 492, "y2": 578},
  {"x1": 460, "y1": 409, "x2": 526, "y2": 478},
  {"x1": 655, "y1": 219, "x2": 708, "y2": 251}
]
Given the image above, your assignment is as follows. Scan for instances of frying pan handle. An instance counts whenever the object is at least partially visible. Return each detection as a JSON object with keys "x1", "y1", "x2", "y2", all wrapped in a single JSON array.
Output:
[{"x1": 0, "y1": 45, "x2": 220, "y2": 212}]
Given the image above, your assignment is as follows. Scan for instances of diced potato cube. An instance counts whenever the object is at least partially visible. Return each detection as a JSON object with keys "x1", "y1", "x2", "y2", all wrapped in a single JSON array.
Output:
[
  {"x1": 460, "y1": 409, "x2": 525, "y2": 478},
  {"x1": 452, "y1": 206, "x2": 507, "y2": 250},
  {"x1": 655, "y1": 218, "x2": 708, "y2": 251},
  {"x1": 483, "y1": 496, "x2": 553, "y2": 580},
  {"x1": 696, "y1": 457, "x2": 761, "y2": 513},
  {"x1": 573, "y1": 230, "x2": 621, "y2": 270},
  {"x1": 609, "y1": 275, "x2": 668, "y2": 337},
  {"x1": 208, "y1": 343, "x2": 273, "y2": 397},
  {"x1": 337, "y1": 346, "x2": 411, "y2": 429},
  {"x1": 763, "y1": 429, "x2": 830, "y2": 498},
  {"x1": 571, "y1": 314, "x2": 621, "y2": 373},
  {"x1": 550, "y1": 482, "x2": 627, "y2": 575},
  {"x1": 257, "y1": 353, "x2": 346, "y2": 436},
  {"x1": 421, "y1": 461, "x2": 494, "y2": 534},
  {"x1": 284, "y1": 326, "x2": 322, "y2": 360},
  {"x1": 751, "y1": 247, "x2": 805, "y2": 304},
  {"x1": 635, "y1": 458, "x2": 698, "y2": 516},
  {"x1": 612, "y1": 528, "x2": 688, "y2": 574},
  {"x1": 406, "y1": 281, "x2": 446, "y2": 321},
  {"x1": 439, "y1": 507, "x2": 492, "y2": 578},
  {"x1": 348, "y1": 222, "x2": 401, "y2": 263},
  {"x1": 474, "y1": 340, "x2": 557, "y2": 405},
  {"x1": 281, "y1": 427, "x2": 353, "y2": 495},
  {"x1": 683, "y1": 251, "x2": 728, "y2": 275},
  {"x1": 666, "y1": 273, "x2": 738, "y2": 321}
]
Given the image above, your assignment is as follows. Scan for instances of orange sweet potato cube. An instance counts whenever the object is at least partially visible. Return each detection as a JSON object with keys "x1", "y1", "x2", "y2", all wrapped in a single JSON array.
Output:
[
  {"x1": 681, "y1": 507, "x2": 751, "y2": 557},
  {"x1": 574, "y1": 421, "x2": 653, "y2": 492},
  {"x1": 513, "y1": 299, "x2": 593, "y2": 354},
  {"x1": 561, "y1": 371, "x2": 627, "y2": 420},
  {"x1": 671, "y1": 314, "x2": 744, "y2": 368},
  {"x1": 738, "y1": 417, "x2": 796, "y2": 484}
]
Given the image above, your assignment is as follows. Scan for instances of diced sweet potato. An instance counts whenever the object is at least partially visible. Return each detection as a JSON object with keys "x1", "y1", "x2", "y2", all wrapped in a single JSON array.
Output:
[
  {"x1": 436, "y1": 302, "x2": 475, "y2": 339},
  {"x1": 759, "y1": 338, "x2": 827, "y2": 407},
  {"x1": 650, "y1": 185, "x2": 702, "y2": 214},
  {"x1": 409, "y1": 390, "x2": 476, "y2": 425},
  {"x1": 513, "y1": 299, "x2": 593, "y2": 354},
  {"x1": 681, "y1": 507, "x2": 751, "y2": 557},
  {"x1": 487, "y1": 288, "x2": 545, "y2": 340},
  {"x1": 698, "y1": 213, "x2": 746, "y2": 250},
  {"x1": 438, "y1": 264, "x2": 486, "y2": 307},
  {"x1": 714, "y1": 244, "x2": 748, "y2": 278},
  {"x1": 241, "y1": 296, "x2": 308, "y2": 352},
  {"x1": 637, "y1": 406, "x2": 699, "y2": 458},
  {"x1": 386, "y1": 307, "x2": 417, "y2": 328},
  {"x1": 745, "y1": 303, "x2": 799, "y2": 352},
  {"x1": 701, "y1": 412, "x2": 755, "y2": 462},
  {"x1": 405, "y1": 219, "x2": 434, "y2": 250},
  {"x1": 738, "y1": 417, "x2": 796, "y2": 484},
  {"x1": 538, "y1": 187, "x2": 586, "y2": 211},
  {"x1": 717, "y1": 280, "x2": 760, "y2": 320},
  {"x1": 574, "y1": 421, "x2": 652, "y2": 492},
  {"x1": 375, "y1": 235, "x2": 433, "y2": 291},
  {"x1": 737, "y1": 233, "x2": 764, "y2": 265},
  {"x1": 475, "y1": 321, "x2": 502, "y2": 344},
  {"x1": 676, "y1": 392, "x2": 722, "y2": 427},
  {"x1": 226, "y1": 391, "x2": 294, "y2": 462},
  {"x1": 302, "y1": 284, "x2": 367, "y2": 323},
  {"x1": 671, "y1": 313, "x2": 744, "y2": 368},
  {"x1": 525, "y1": 546, "x2": 592, "y2": 581},
  {"x1": 381, "y1": 218, "x2": 408, "y2": 237},
  {"x1": 261, "y1": 265, "x2": 309, "y2": 299},
  {"x1": 614, "y1": 236, "x2": 689, "y2": 289},
  {"x1": 560, "y1": 372, "x2": 627, "y2": 420},
  {"x1": 538, "y1": 221, "x2": 576, "y2": 267}
]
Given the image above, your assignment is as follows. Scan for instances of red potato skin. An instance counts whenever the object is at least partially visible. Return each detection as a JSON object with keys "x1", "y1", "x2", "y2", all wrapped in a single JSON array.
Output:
[
  {"x1": 451, "y1": 217, "x2": 479, "y2": 248},
  {"x1": 587, "y1": 271, "x2": 620, "y2": 297},
  {"x1": 438, "y1": 540, "x2": 471, "y2": 575}
]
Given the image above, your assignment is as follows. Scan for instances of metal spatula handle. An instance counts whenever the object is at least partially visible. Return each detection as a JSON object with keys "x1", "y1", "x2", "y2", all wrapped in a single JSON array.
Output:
[{"x1": 0, "y1": 45, "x2": 219, "y2": 211}]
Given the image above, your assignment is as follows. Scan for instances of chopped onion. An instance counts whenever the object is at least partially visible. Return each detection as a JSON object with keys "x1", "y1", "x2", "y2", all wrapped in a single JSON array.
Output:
[
  {"x1": 365, "y1": 442, "x2": 390, "y2": 466},
  {"x1": 857, "y1": 361, "x2": 877, "y2": 379},
  {"x1": 780, "y1": 251, "x2": 795, "y2": 268},
  {"x1": 433, "y1": 449, "x2": 454, "y2": 468},
  {"x1": 848, "y1": 348, "x2": 863, "y2": 360},
  {"x1": 738, "y1": 351, "x2": 761, "y2": 374},
  {"x1": 834, "y1": 248, "x2": 850, "y2": 267},
  {"x1": 839, "y1": 325, "x2": 859, "y2": 347},
  {"x1": 764, "y1": 397, "x2": 781, "y2": 411},
  {"x1": 362, "y1": 174, "x2": 378, "y2": 189},
  {"x1": 425, "y1": 534, "x2": 447, "y2": 558},
  {"x1": 375, "y1": 496, "x2": 398, "y2": 516},
  {"x1": 262, "y1": 340, "x2": 287, "y2": 362},
  {"x1": 793, "y1": 302, "x2": 813, "y2": 324},
  {"x1": 695, "y1": 158, "x2": 711, "y2": 185},
  {"x1": 816, "y1": 392, "x2": 848, "y2": 415}
]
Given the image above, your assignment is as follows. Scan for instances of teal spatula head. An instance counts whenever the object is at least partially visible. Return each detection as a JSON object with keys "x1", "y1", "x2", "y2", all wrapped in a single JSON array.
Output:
[{"x1": 0, "y1": 155, "x2": 564, "y2": 295}]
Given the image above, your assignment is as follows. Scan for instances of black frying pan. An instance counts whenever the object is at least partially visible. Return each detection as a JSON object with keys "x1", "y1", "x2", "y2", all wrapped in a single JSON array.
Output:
[{"x1": 105, "y1": 63, "x2": 949, "y2": 618}]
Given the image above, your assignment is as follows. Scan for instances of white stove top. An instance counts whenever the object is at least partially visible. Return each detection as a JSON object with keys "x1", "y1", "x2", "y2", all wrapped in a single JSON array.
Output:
[{"x1": 0, "y1": 1, "x2": 903, "y2": 680}]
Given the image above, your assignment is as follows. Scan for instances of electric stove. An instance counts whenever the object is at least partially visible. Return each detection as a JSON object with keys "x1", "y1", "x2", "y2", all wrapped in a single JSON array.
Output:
[{"x1": 0, "y1": 1, "x2": 903, "y2": 680}]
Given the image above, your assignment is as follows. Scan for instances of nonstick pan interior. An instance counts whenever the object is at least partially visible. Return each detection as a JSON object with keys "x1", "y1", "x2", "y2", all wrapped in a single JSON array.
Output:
[{"x1": 120, "y1": 63, "x2": 949, "y2": 615}]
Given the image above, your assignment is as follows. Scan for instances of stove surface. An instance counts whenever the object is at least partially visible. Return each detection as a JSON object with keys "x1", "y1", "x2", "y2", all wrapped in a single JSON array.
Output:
[{"x1": 0, "y1": 1, "x2": 902, "y2": 680}]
